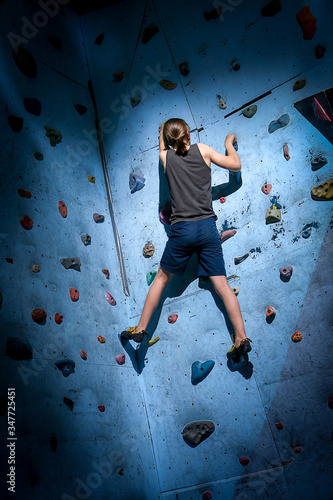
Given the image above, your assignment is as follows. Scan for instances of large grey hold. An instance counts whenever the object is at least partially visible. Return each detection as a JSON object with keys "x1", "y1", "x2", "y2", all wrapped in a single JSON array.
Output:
[
  {"x1": 181, "y1": 420, "x2": 215, "y2": 447},
  {"x1": 60, "y1": 257, "x2": 81, "y2": 270}
]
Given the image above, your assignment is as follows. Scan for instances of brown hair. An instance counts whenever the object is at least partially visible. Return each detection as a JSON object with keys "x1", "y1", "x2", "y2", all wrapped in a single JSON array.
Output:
[{"x1": 163, "y1": 118, "x2": 190, "y2": 156}]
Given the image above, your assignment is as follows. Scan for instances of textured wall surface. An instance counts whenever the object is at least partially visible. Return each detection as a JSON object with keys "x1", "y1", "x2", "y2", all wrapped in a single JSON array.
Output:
[{"x1": 0, "y1": 0, "x2": 332, "y2": 499}]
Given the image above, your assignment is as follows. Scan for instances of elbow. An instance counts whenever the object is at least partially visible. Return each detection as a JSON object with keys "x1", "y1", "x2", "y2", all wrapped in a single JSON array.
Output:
[{"x1": 232, "y1": 159, "x2": 241, "y2": 172}]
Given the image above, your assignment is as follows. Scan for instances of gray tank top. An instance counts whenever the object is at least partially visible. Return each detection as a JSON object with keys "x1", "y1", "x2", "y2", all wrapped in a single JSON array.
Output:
[{"x1": 165, "y1": 143, "x2": 217, "y2": 225}]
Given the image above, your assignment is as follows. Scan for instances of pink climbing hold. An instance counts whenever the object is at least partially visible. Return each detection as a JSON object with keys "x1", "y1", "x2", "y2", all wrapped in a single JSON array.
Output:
[
  {"x1": 220, "y1": 197, "x2": 226, "y2": 204},
  {"x1": 220, "y1": 229, "x2": 236, "y2": 244},
  {"x1": 98, "y1": 405, "x2": 105, "y2": 412},
  {"x1": 261, "y1": 183, "x2": 272, "y2": 195},
  {"x1": 93, "y1": 213, "x2": 104, "y2": 223},
  {"x1": 69, "y1": 287, "x2": 79, "y2": 302},
  {"x1": 159, "y1": 204, "x2": 172, "y2": 225},
  {"x1": 115, "y1": 353, "x2": 125, "y2": 365},
  {"x1": 58, "y1": 201, "x2": 67, "y2": 218},
  {"x1": 168, "y1": 314, "x2": 178, "y2": 324},
  {"x1": 105, "y1": 291, "x2": 116, "y2": 306},
  {"x1": 102, "y1": 268, "x2": 110, "y2": 279},
  {"x1": 239, "y1": 455, "x2": 250, "y2": 466},
  {"x1": 202, "y1": 492, "x2": 213, "y2": 500}
]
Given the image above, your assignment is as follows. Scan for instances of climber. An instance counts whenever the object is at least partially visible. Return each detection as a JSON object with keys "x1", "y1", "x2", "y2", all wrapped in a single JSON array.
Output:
[{"x1": 121, "y1": 118, "x2": 251, "y2": 360}]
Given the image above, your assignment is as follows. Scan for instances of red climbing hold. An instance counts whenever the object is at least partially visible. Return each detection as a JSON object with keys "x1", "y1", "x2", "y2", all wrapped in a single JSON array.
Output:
[
  {"x1": 220, "y1": 229, "x2": 236, "y2": 244},
  {"x1": 20, "y1": 215, "x2": 33, "y2": 230},
  {"x1": 115, "y1": 353, "x2": 125, "y2": 365},
  {"x1": 18, "y1": 189, "x2": 31, "y2": 198},
  {"x1": 168, "y1": 314, "x2": 178, "y2": 324},
  {"x1": 93, "y1": 213, "x2": 104, "y2": 223},
  {"x1": 202, "y1": 492, "x2": 213, "y2": 500},
  {"x1": 261, "y1": 183, "x2": 272, "y2": 195},
  {"x1": 220, "y1": 197, "x2": 226, "y2": 204},
  {"x1": 291, "y1": 331, "x2": 302, "y2": 343},
  {"x1": 97, "y1": 335, "x2": 106, "y2": 343},
  {"x1": 58, "y1": 201, "x2": 67, "y2": 218},
  {"x1": 69, "y1": 287, "x2": 79, "y2": 302},
  {"x1": 275, "y1": 422, "x2": 284, "y2": 430},
  {"x1": 328, "y1": 397, "x2": 333, "y2": 409},
  {"x1": 296, "y1": 6, "x2": 317, "y2": 40},
  {"x1": 105, "y1": 291, "x2": 116, "y2": 306},
  {"x1": 239, "y1": 456, "x2": 250, "y2": 466},
  {"x1": 55, "y1": 313, "x2": 63, "y2": 324},
  {"x1": 6, "y1": 258, "x2": 13, "y2": 264},
  {"x1": 98, "y1": 405, "x2": 105, "y2": 412},
  {"x1": 31, "y1": 308, "x2": 47, "y2": 324},
  {"x1": 80, "y1": 350, "x2": 87, "y2": 360},
  {"x1": 102, "y1": 268, "x2": 110, "y2": 279}
]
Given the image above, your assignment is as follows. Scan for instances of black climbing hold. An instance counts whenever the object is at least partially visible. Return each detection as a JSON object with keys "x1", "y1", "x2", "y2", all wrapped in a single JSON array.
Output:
[
  {"x1": 30, "y1": 477, "x2": 38, "y2": 488},
  {"x1": 81, "y1": 234, "x2": 91, "y2": 246},
  {"x1": 181, "y1": 420, "x2": 215, "y2": 447},
  {"x1": 48, "y1": 36, "x2": 62, "y2": 50},
  {"x1": 24, "y1": 97, "x2": 41, "y2": 116},
  {"x1": 63, "y1": 397, "x2": 74, "y2": 411},
  {"x1": 131, "y1": 94, "x2": 142, "y2": 108},
  {"x1": 6, "y1": 337, "x2": 33, "y2": 360},
  {"x1": 74, "y1": 104, "x2": 87, "y2": 115},
  {"x1": 50, "y1": 434, "x2": 57, "y2": 452},
  {"x1": 234, "y1": 253, "x2": 249, "y2": 265},
  {"x1": 34, "y1": 151, "x2": 44, "y2": 161},
  {"x1": 142, "y1": 23, "x2": 159, "y2": 44},
  {"x1": 12, "y1": 47, "x2": 37, "y2": 79},
  {"x1": 8, "y1": 115, "x2": 23, "y2": 132},
  {"x1": 231, "y1": 59, "x2": 240, "y2": 71},
  {"x1": 55, "y1": 359, "x2": 75, "y2": 377},
  {"x1": 311, "y1": 155, "x2": 327, "y2": 171},
  {"x1": 94, "y1": 33, "x2": 104, "y2": 45},
  {"x1": 60, "y1": 257, "x2": 81, "y2": 270},
  {"x1": 203, "y1": 8, "x2": 222, "y2": 21},
  {"x1": 179, "y1": 62, "x2": 190, "y2": 77},
  {"x1": 261, "y1": 0, "x2": 281, "y2": 17}
]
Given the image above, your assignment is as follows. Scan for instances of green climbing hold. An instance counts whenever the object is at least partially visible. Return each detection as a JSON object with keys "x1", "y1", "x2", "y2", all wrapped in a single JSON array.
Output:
[
  {"x1": 34, "y1": 152, "x2": 44, "y2": 161},
  {"x1": 293, "y1": 79, "x2": 306, "y2": 91},
  {"x1": 146, "y1": 270, "x2": 157, "y2": 286},
  {"x1": 12, "y1": 47, "x2": 37, "y2": 79},
  {"x1": 242, "y1": 105, "x2": 257, "y2": 118},
  {"x1": 265, "y1": 208, "x2": 281, "y2": 224},
  {"x1": 45, "y1": 126, "x2": 62, "y2": 146}
]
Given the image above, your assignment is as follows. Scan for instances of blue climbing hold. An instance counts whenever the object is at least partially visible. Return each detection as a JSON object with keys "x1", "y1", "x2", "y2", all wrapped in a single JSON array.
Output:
[
  {"x1": 55, "y1": 359, "x2": 75, "y2": 377},
  {"x1": 302, "y1": 227, "x2": 312, "y2": 239},
  {"x1": 129, "y1": 171, "x2": 145, "y2": 194},
  {"x1": 268, "y1": 114, "x2": 290, "y2": 133},
  {"x1": 191, "y1": 360, "x2": 215, "y2": 385}
]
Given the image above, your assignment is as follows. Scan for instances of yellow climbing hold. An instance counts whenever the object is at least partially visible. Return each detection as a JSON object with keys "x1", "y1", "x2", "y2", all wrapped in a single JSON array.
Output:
[
  {"x1": 147, "y1": 336, "x2": 160, "y2": 347},
  {"x1": 311, "y1": 177, "x2": 333, "y2": 201},
  {"x1": 159, "y1": 80, "x2": 177, "y2": 91},
  {"x1": 88, "y1": 176, "x2": 96, "y2": 183}
]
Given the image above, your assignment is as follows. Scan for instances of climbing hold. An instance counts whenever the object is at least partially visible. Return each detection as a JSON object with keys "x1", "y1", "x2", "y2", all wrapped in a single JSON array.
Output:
[
  {"x1": 8, "y1": 115, "x2": 23, "y2": 132},
  {"x1": 179, "y1": 62, "x2": 189, "y2": 76},
  {"x1": 60, "y1": 257, "x2": 81, "y2": 270},
  {"x1": 69, "y1": 287, "x2": 79, "y2": 302},
  {"x1": 279, "y1": 265, "x2": 293, "y2": 282},
  {"x1": 20, "y1": 215, "x2": 33, "y2": 230},
  {"x1": 191, "y1": 360, "x2": 215, "y2": 386},
  {"x1": 18, "y1": 188, "x2": 31, "y2": 198},
  {"x1": 181, "y1": 420, "x2": 215, "y2": 447},
  {"x1": 266, "y1": 306, "x2": 276, "y2": 324},
  {"x1": 23, "y1": 97, "x2": 41, "y2": 116},
  {"x1": 168, "y1": 314, "x2": 178, "y2": 324},
  {"x1": 261, "y1": 183, "x2": 272, "y2": 195},
  {"x1": 6, "y1": 337, "x2": 33, "y2": 360},
  {"x1": 98, "y1": 405, "x2": 105, "y2": 412},
  {"x1": 242, "y1": 105, "x2": 257, "y2": 118},
  {"x1": 32, "y1": 308, "x2": 47, "y2": 324},
  {"x1": 234, "y1": 253, "x2": 249, "y2": 265},
  {"x1": 143, "y1": 243, "x2": 155, "y2": 258},
  {"x1": 268, "y1": 114, "x2": 290, "y2": 133},
  {"x1": 105, "y1": 291, "x2": 116, "y2": 306},
  {"x1": 159, "y1": 204, "x2": 172, "y2": 225},
  {"x1": 283, "y1": 144, "x2": 290, "y2": 161},
  {"x1": 130, "y1": 93, "x2": 142, "y2": 108},
  {"x1": 55, "y1": 359, "x2": 75, "y2": 377},
  {"x1": 203, "y1": 8, "x2": 223, "y2": 21},
  {"x1": 93, "y1": 213, "x2": 104, "y2": 222},
  {"x1": 296, "y1": 6, "x2": 317, "y2": 40},
  {"x1": 88, "y1": 175, "x2": 95, "y2": 183},
  {"x1": 265, "y1": 208, "x2": 281, "y2": 224},
  {"x1": 275, "y1": 422, "x2": 283, "y2": 430},
  {"x1": 202, "y1": 492, "x2": 213, "y2": 500},
  {"x1": 220, "y1": 197, "x2": 226, "y2": 204},
  {"x1": 159, "y1": 80, "x2": 178, "y2": 91},
  {"x1": 311, "y1": 178, "x2": 333, "y2": 201},
  {"x1": 80, "y1": 350, "x2": 87, "y2": 360},
  {"x1": 63, "y1": 397, "x2": 74, "y2": 411},
  {"x1": 293, "y1": 446, "x2": 303, "y2": 455},
  {"x1": 117, "y1": 468, "x2": 124, "y2": 476},
  {"x1": 293, "y1": 79, "x2": 306, "y2": 91},
  {"x1": 31, "y1": 264, "x2": 40, "y2": 273},
  {"x1": 44, "y1": 126, "x2": 62, "y2": 146},
  {"x1": 311, "y1": 155, "x2": 327, "y2": 171},
  {"x1": 239, "y1": 456, "x2": 250, "y2": 466},
  {"x1": 328, "y1": 397, "x2": 333, "y2": 409},
  {"x1": 231, "y1": 59, "x2": 240, "y2": 71},
  {"x1": 58, "y1": 201, "x2": 67, "y2": 218},
  {"x1": 55, "y1": 313, "x2": 63, "y2": 324},
  {"x1": 221, "y1": 229, "x2": 237, "y2": 244},
  {"x1": 94, "y1": 33, "x2": 104, "y2": 45},
  {"x1": 102, "y1": 268, "x2": 110, "y2": 279},
  {"x1": 218, "y1": 97, "x2": 227, "y2": 110},
  {"x1": 113, "y1": 70, "x2": 124, "y2": 82},
  {"x1": 6, "y1": 258, "x2": 13, "y2": 264},
  {"x1": 302, "y1": 227, "x2": 311, "y2": 239},
  {"x1": 97, "y1": 335, "x2": 106, "y2": 343},
  {"x1": 261, "y1": 0, "x2": 281, "y2": 17},
  {"x1": 315, "y1": 45, "x2": 325, "y2": 59},
  {"x1": 48, "y1": 36, "x2": 62, "y2": 50},
  {"x1": 129, "y1": 171, "x2": 146, "y2": 194},
  {"x1": 50, "y1": 434, "x2": 57, "y2": 452},
  {"x1": 291, "y1": 331, "x2": 302, "y2": 343},
  {"x1": 115, "y1": 353, "x2": 125, "y2": 365},
  {"x1": 74, "y1": 104, "x2": 87, "y2": 115},
  {"x1": 12, "y1": 47, "x2": 37, "y2": 78},
  {"x1": 81, "y1": 234, "x2": 91, "y2": 246},
  {"x1": 142, "y1": 23, "x2": 159, "y2": 44},
  {"x1": 147, "y1": 336, "x2": 160, "y2": 347},
  {"x1": 232, "y1": 287, "x2": 239, "y2": 296},
  {"x1": 34, "y1": 151, "x2": 44, "y2": 161},
  {"x1": 147, "y1": 270, "x2": 157, "y2": 286}
]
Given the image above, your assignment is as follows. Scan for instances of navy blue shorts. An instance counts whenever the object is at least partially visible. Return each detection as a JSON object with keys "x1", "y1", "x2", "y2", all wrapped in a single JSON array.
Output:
[{"x1": 160, "y1": 217, "x2": 226, "y2": 277}]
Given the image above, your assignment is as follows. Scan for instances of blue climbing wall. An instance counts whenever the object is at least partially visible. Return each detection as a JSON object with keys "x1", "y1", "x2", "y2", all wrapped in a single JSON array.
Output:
[{"x1": 0, "y1": 0, "x2": 332, "y2": 499}]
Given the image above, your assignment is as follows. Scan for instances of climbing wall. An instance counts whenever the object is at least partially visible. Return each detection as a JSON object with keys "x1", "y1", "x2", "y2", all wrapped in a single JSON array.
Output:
[{"x1": 1, "y1": 0, "x2": 332, "y2": 499}]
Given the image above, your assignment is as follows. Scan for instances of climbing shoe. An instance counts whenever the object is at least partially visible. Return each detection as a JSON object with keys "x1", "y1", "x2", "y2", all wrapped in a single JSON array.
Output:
[
  {"x1": 120, "y1": 326, "x2": 147, "y2": 343},
  {"x1": 240, "y1": 338, "x2": 252, "y2": 354},
  {"x1": 227, "y1": 343, "x2": 243, "y2": 360}
]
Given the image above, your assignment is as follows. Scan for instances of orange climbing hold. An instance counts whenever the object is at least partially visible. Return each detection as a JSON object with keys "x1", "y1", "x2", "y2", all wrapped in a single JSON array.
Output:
[
  {"x1": 80, "y1": 350, "x2": 87, "y2": 360},
  {"x1": 296, "y1": 6, "x2": 317, "y2": 40},
  {"x1": 97, "y1": 335, "x2": 106, "y2": 343},
  {"x1": 55, "y1": 313, "x2": 63, "y2": 324},
  {"x1": 58, "y1": 201, "x2": 67, "y2": 218},
  {"x1": 291, "y1": 331, "x2": 303, "y2": 343},
  {"x1": 18, "y1": 189, "x2": 31, "y2": 198},
  {"x1": 69, "y1": 287, "x2": 79, "y2": 302},
  {"x1": 102, "y1": 268, "x2": 110, "y2": 279}
]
